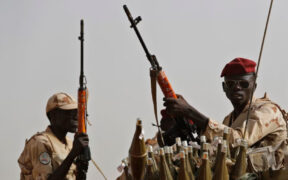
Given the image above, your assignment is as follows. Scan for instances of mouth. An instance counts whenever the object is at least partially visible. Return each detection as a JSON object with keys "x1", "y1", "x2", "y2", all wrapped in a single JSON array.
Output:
[{"x1": 231, "y1": 93, "x2": 243, "y2": 100}]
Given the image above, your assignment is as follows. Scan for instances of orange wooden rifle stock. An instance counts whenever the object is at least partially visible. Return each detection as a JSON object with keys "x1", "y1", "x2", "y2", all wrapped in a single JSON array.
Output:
[
  {"x1": 157, "y1": 71, "x2": 177, "y2": 99},
  {"x1": 78, "y1": 89, "x2": 87, "y2": 133}
]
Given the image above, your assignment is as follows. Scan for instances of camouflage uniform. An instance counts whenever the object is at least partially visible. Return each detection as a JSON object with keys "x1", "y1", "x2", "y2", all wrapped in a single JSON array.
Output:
[
  {"x1": 18, "y1": 126, "x2": 76, "y2": 180},
  {"x1": 204, "y1": 94, "x2": 288, "y2": 171}
]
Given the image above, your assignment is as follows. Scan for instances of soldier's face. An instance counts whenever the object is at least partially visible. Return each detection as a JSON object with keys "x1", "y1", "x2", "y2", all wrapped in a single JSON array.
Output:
[
  {"x1": 54, "y1": 109, "x2": 78, "y2": 133},
  {"x1": 223, "y1": 74, "x2": 256, "y2": 107}
]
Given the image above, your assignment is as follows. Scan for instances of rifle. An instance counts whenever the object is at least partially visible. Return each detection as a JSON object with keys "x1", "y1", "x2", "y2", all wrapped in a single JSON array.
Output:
[
  {"x1": 76, "y1": 19, "x2": 91, "y2": 180},
  {"x1": 123, "y1": 5, "x2": 197, "y2": 145}
]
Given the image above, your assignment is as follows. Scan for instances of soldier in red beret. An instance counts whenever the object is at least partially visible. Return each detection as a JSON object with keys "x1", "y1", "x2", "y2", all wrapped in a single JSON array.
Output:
[{"x1": 164, "y1": 57, "x2": 288, "y2": 172}]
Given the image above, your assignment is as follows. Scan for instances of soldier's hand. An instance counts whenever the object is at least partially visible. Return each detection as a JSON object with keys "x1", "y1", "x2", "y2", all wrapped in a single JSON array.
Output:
[
  {"x1": 160, "y1": 109, "x2": 176, "y2": 131},
  {"x1": 163, "y1": 94, "x2": 192, "y2": 117},
  {"x1": 163, "y1": 94, "x2": 209, "y2": 129},
  {"x1": 71, "y1": 133, "x2": 89, "y2": 157}
]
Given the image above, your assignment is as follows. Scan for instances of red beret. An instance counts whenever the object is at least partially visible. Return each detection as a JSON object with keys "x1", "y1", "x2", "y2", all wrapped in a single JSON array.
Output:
[{"x1": 221, "y1": 57, "x2": 256, "y2": 77}]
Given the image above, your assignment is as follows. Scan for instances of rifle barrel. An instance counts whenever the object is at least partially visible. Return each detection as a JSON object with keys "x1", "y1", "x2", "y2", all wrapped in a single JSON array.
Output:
[
  {"x1": 79, "y1": 19, "x2": 85, "y2": 87},
  {"x1": 123, "y1": 5, "x2": 154, "y2": 66}
]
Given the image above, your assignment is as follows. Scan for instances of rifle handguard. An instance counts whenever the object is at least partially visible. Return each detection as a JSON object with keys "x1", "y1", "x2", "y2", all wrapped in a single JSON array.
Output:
[
  {"x1": 157, "y1": 70, "x2": 177, "y2": 99},
  {"x1": 78, "y1": 89, "x2": 87, "y2": 134}
]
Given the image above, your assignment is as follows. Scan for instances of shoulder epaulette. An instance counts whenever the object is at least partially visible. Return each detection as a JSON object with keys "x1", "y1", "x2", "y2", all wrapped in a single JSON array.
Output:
[{"x1": 24, "y1": 131, "x2": 46, "y2": 145}]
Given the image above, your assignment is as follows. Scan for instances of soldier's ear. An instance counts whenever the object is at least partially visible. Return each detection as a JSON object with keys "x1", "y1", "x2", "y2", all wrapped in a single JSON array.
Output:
[
  {"x1": 254, "y1": 83, "x2": 257, "y2": 92},
  {"x1": 47, "y1": 110, "x2": 56, "y2": 125},
  {"x1": 222, "y1": 82, "x2": 227, "y2": 92}
]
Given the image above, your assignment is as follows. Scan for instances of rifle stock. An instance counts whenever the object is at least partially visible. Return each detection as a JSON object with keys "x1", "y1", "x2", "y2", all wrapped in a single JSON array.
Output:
[
  {"x1": 78, "y1": 90, "x2": 87, "y2": 133},
  {"x1": 157, "y1": 70, "x2": 177, "y2": 99}
]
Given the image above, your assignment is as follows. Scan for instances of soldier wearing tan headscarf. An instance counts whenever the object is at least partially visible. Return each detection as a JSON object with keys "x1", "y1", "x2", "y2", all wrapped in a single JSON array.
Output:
[
  {"x1": 164, "y1": 58, "x2": 288, "y2": 172},
  {"x1": 18, "y1": 92, "x2": 89, "y2": 180}
]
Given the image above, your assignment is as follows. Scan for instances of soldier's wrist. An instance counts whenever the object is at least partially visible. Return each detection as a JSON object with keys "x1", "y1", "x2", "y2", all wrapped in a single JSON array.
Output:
[{"x1": 69, "y1": 148, "x2": 78, "y2": 159}]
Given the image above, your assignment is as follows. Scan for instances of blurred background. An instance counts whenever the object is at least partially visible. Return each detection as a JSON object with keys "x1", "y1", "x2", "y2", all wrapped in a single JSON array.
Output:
[{"x1": 0, "y1": 0, "x2": 287, "y2": 179}]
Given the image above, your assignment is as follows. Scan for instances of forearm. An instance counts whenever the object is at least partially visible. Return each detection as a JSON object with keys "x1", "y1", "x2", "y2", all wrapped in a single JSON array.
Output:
[
  {"x1": 48, "y1": 152, "x2": 76, "y2": 180},
  {"x1": 185, "y1": 106, "x2": 209, "y2": 130}
]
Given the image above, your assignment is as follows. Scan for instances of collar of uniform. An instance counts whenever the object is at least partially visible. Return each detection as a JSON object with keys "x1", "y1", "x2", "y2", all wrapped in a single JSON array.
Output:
[
  {"x1": 226, "y1": 97, "x2": 256, "y2": 127},
  {"x1": 242, "y1": 93, "x2": 270, "y2": 113},
  {"x1": 241, "y1": 97, "x2": 257, "y2": 113},
  {"x1": 226, "y1": 93, "x2": 269, "y2": 126}
]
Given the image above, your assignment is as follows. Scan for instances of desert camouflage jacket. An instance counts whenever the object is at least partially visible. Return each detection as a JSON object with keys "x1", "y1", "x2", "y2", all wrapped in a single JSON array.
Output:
[
  {"x1": 204, "y1": 93, "x2": 288, "y2": 171},
  {"x1": 18, "y1": 126, "x2": 76, "y2": 180}
]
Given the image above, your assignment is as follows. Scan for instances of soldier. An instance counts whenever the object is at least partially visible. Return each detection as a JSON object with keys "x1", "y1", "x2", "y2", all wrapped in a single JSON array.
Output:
[
  {"x1": 18, "y1": 92, "x2": 89, "y2": 180},
  {"x1": 163, "y1": 57, "x2": 287, "y2": 171}
]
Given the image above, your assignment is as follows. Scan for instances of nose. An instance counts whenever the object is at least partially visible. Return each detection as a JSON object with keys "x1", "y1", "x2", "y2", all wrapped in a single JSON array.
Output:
[{"x1": 233, "y1": 81, "x2": 242, "y2": 91}]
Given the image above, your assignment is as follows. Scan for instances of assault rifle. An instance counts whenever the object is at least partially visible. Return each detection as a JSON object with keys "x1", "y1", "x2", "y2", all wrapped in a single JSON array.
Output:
[
  {"x1": 123, "y1": 5, "x2": 198, "y2": 145},
  {"x1": 76, "y1": 19, "x2": 91, "y2": 180}
]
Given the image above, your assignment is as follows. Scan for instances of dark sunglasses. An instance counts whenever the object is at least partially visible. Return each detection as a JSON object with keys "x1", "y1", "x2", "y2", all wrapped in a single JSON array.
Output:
[{"x1": 224, "y1": 80, "x2": 250, "y2": 89}]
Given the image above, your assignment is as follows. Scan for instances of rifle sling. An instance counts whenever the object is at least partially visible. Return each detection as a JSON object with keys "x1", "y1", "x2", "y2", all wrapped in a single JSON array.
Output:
[{"x1": 150, "y1": 69, "x2": 165, "y2": 146}]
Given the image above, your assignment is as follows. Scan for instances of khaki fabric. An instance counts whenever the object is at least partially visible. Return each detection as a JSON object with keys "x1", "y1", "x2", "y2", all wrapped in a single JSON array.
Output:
[
  {"x1": 204, "y1": 94, "x2": 287, "y2": 170},
  {"x1": 46, "y1": 92, "x2": 77, "y2": 113},
  {"x1": 247, "y1": 146, "x2": 276, "y2": 172},
  {"x1": 116, "y1": 173, "x2": 127, "y2": 180},
  {"x1": 18, "y1": 126, "x2": 76, "y2": 180},
  {"x1": 261, "y1": 169, "x2": 288, "y2": 180}
]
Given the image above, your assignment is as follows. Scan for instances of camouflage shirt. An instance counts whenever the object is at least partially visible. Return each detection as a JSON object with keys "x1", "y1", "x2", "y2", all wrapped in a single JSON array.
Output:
[
  {"x1": 204, "y1": 93, "x2": 287, "y2": 171},
  {"x1": 18, "y1": 126, "x2": 76, "y2": 180}
]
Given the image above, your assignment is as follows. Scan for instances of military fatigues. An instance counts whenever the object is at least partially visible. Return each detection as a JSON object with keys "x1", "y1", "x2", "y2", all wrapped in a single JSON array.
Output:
[
  {"x1": 204, "y1": 94, "x2": 288, "y2": 171},
  {"x1": 18, "y1": 126, "x2": 76, "y2": 180}
]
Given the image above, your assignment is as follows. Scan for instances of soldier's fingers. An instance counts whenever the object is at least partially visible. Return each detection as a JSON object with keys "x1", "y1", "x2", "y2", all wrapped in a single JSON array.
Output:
[
  {"x1": 74, "y1": 134, "x2": 81, "y2": 139},
  {"x1": 176, "y1": 94, "x2": 183, "y2": 99},
  {"x1": 81, "y1": 140, "x2": 89, "y2": 144},
  {"x1": 166, "y1": 105, "x2": 177, "y2": 113},
  {"x1": 75, "y1": 132, "x2": 87, "y2": 137},
  {"x1": 164, "y1": 101, "x2": 174, "y2": 107},
  {"x1": 164, "y1": 101, "x2": 177, "y2": 109},
  {"x1": 165, "y1": 99, "x2": 178, "y2": 106},
  {"x1": 80, "y1": 136, "x2": 89, "y2": 141},
  {"x1": 166, "y1": 110, "x2": 176, "y2": 117},
  {"x1": 163, "y1": 101, "x2": 169, "y2": 107}
]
